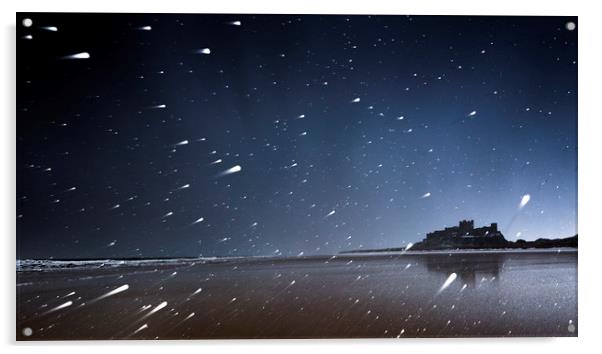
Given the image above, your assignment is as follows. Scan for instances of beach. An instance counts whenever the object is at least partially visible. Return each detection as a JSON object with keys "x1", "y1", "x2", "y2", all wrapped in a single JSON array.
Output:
[{"x1": 16, "y1": 249, "x2": 577, "y2": 340}]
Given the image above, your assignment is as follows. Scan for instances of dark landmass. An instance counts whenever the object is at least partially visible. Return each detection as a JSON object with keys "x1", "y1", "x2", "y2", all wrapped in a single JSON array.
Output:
[
  {"x1": 341, "y1": 235, "x2": 577, "y2": 254},
  {"x1": 341, "y1": 219, "x2": 577, "y2": 254}
]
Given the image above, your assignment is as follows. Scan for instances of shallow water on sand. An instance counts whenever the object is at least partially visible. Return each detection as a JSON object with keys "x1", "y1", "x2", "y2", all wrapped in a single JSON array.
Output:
[{"x1": 16, "y1": 249, "x2": 577, "y2": 339}]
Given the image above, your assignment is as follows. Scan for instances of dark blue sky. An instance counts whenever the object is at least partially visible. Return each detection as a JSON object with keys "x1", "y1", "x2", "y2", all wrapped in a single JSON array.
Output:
[{"x1": 17, "y1": 14, "x2": 577, "y2": 259}]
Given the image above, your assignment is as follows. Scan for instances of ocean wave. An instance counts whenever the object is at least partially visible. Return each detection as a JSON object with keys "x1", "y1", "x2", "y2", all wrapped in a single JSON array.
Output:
[{"x1": 15, "y1": 257, "x2": 243, "y2": 272}]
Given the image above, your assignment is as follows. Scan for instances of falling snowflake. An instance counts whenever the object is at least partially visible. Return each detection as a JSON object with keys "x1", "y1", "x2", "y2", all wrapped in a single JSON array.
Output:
[
  {"x1": 44, "y1": 301, "x2": 72, "y2": 314},
  {"x1": 89, "y1": 284, "x2": 129, "y2": 303},
  {"x1": 175, "y1": 183, "x2": 190, "y2": 191},
  {"x1": 217, "y1": 165, "x2": 242, "y2": 177},
  {"x1": 437, "y1": 273, "x2": 457, "y2": 294},
  {"x1": 147, "y1": 301, "x2": 168, "y2": 316},
  {"x1": 519, "y1": 194, "x2": 531, "y2": 209},
  {"x1": 62, "y1": 52, "x2": 90, "y2": 59},
  {"x1": 566, "y1": 22, "x2": 576, "y2": 31},
  {"x1": 133, "y1": 324, "x2": 148, "y2": 334}
]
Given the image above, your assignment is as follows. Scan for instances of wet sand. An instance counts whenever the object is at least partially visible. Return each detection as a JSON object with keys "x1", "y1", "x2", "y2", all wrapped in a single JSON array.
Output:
[{"x1": 16, "y1": 250, "x2": 577, "y2": 340}]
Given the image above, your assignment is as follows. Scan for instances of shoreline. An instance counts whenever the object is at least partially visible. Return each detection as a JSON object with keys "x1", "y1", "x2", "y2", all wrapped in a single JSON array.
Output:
[{"x1": 17, "y1": 247, "x2": 577, "y2": 273}]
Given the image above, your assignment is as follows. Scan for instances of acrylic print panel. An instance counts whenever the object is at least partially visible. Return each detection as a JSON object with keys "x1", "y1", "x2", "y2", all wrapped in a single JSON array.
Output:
[{"x1": 16, "y1": 13, "x2": 577, "y2": 340}]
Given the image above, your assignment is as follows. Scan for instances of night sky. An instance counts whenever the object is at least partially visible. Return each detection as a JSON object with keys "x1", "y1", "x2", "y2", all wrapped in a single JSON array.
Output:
[{"x1": 16, "y1": 14, "x2": 577, "y2": 259}]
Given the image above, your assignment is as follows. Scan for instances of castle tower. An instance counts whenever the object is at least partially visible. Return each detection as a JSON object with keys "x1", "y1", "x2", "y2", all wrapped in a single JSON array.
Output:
[{"x1": 459, "y1": 219, "x2": 474, "y2": 234}]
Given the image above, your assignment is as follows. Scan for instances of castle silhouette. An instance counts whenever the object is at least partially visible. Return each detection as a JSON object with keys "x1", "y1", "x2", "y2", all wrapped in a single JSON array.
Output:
[
  {"x1": 426, "y1": 220, "x2": 502, "y2": 240},
  {"x1": 342, "y1": 219, "x2": 577, "y2": 253},
  {"x1": 412, "y1": 219, "x2": 508, "y2": 250}
]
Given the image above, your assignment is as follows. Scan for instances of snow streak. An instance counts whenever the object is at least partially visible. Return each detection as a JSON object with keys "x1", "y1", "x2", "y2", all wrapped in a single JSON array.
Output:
[
  {"x1": 437, "y1": 273, "x2": 457, "y2": 295},
  {"x1": 44, "y1": 300, "x2": 72, "y2": 314},
  {"x1": 192, "y1": 217, "x2": 204, "y2": 225},
  {"x1": 519, "y1": 194, "x2": 531, "y2": 209},
  {"x1": 89, "y1": 284, "x2": 129, "y2": 303},
  {"x1": 217, "y1": 165, "x2": 242, "y2": 177},
  {"x1": 63, "y1": 52, "x2": 90, "y2": 59}
]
